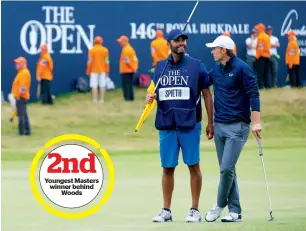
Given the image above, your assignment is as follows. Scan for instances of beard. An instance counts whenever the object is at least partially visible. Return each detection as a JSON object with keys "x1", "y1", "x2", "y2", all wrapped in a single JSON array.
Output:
[{"x1": 170, "y1": 44, "x2": 186, "y2": 54}]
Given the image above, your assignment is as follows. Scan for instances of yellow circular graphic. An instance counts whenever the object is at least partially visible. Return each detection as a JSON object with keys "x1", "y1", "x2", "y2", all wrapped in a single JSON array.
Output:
[{"x1": 29, "y1": 134, "x2": 115, "y2": 219}]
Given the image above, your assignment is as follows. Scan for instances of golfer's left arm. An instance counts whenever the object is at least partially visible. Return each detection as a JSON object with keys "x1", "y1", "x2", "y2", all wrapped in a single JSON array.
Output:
[{"x1": 242, "y1": 65, "x2": 262, "y2": 139}]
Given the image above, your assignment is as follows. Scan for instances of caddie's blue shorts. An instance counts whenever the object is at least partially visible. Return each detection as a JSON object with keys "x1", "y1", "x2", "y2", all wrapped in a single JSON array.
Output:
[{"x1": 159, "y1": 122, "x2": 202, "y2": 168}]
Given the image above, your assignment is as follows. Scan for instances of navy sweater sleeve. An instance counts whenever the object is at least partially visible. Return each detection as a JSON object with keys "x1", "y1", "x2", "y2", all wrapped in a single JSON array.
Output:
[
  {"x1": 241, "y1": 64, "x2": 260, "y2": 112},
  {"x1": 198, "y1": 62, "x2": 212, "y2": 90}
]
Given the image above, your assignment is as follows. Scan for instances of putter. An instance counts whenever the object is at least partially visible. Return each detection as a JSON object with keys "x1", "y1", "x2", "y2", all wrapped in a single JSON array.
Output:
[
  {"x1": 256, "y1": 138, "x2": 274, "y2": 221},
  {"x1": 153, "y1": 1, "x2": 199, "y2": 92}
]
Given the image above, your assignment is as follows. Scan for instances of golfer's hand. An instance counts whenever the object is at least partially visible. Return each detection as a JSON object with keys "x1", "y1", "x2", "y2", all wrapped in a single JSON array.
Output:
[
  {"x1": 252, "y1": 123, "x2": 262, "y2": 139},
  {"x1": 206, "y1": 124, "x2": 214, "y2": 140},
  {"x1": 146, "y1": 93, "x2": 156, "y2": 104}
]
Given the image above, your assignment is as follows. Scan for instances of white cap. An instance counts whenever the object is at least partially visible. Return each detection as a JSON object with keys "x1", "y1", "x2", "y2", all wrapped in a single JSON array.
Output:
[{"x1": 205, "y1": 35, "x2": 235, "y2": 50}]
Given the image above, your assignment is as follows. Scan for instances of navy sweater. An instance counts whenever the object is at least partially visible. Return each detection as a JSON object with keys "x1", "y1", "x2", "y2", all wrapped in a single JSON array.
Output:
[{"x1": 209, "y1": 55, "x2": 260, "y2": 124}]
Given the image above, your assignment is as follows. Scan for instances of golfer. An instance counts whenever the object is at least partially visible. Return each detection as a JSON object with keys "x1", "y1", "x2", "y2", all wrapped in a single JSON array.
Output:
[
  {"x1": 204, "y1": 35, "x2": 262, "y2": 222},
  {"x1": 146, "y1": 29, "x2": 214, "y2": 223}
]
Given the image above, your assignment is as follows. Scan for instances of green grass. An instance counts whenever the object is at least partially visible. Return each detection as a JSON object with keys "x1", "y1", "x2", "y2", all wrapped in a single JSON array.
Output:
[{"x1": 1, "y1": 87, "x2": 306, "y2": 231}]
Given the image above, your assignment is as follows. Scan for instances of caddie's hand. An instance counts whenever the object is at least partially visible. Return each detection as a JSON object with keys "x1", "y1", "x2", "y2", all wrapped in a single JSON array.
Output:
[
  {"x1": 146, "y1": 93, "x2": 156, "y2": 104},
  {"x1": 206, "y1": 124, "x2": 214, "y2": 140},
  {"x1": 252, "y1": 123, "x2": 262, "y2": 139}
]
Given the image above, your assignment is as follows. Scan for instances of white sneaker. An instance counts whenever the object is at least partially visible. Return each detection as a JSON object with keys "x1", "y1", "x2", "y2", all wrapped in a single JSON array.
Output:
[
  {"x1": 221, "y1": 212, "x2": 242, "y2": 222},
  {"x1": 205, "y1": 204, "x2": 224, "y2": 222},
  {"x1": 152, "y1": 209, "x2": 173, "y2": 222},
  {"x1": 185, "y1": 208, "x2": 202, "y2": 222},
  {"x1": 100, "y1": 99, "x2": 104, "y2": 104}
]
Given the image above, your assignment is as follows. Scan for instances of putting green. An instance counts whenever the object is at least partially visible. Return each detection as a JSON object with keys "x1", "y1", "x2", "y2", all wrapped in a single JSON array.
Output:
[{"x1": 2, "y1": 146, "x2": 306, "y2": 231}]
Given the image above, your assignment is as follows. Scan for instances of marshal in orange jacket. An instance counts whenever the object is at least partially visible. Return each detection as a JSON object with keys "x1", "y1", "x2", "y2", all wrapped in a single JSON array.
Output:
[
  {"x1": 86, "y1": 44, "x2": 110, "y2": 75},
  {"x1": 36, "y1": 45, "x2": 54, "y2": 81},
  {"x1": 12, "y1": 67, "x2": 31, "y2": 100},
  {"x1": 286, "y1": 30, "x2": 300, "y2": 69},
  {"x1": 255, "y1": 24, "x2": 271, "y2": 59},
  {"x1": 151, "y1": 30, "x2": 170, "y2": 67},
  {"x1": 119, "y1": 44, "x2": 138, "y2": 74}
]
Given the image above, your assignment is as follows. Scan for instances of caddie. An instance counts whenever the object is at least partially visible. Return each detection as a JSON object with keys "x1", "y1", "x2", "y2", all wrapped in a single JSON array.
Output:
[{"x1": 146, "y1": 28, "x2": 214, "y2": 223}]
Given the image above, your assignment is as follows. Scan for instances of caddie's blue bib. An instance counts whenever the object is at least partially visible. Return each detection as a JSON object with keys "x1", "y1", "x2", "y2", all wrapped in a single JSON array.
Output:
[{"x1": 153, "y1": 55, "x2": 203, "y2": 130}]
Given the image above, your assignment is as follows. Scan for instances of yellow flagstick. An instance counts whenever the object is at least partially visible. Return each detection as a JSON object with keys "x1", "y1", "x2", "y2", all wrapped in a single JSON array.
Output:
[{"x1": 135, "y1": 80, "x2": 156, "y2": 132}]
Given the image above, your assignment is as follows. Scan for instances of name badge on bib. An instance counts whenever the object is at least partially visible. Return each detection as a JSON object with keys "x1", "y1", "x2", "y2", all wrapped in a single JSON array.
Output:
[{"x1": 159, "y1": 87, "x2": 190, "y2": 101}]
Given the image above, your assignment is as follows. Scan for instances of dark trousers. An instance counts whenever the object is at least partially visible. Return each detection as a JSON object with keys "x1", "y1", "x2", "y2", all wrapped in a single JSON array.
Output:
[
  {"x1": 121, "y1": 73, "x2": 134, "y2": 101},
  {"x1": 269, "y1": 56, "x2": 278, "y2": 87},
  {"x1": 288, "y1": 65, "x2": 302, "y2": 88},
  {"x1": 16, "y1": 98, "x2": 31, "y2": 135},
  {"x1": 256, "y1": 57, "x2": 270, "y2": 89},
  {"x1": 40, "y1": 79, "x2": 53, "y2": 104}
]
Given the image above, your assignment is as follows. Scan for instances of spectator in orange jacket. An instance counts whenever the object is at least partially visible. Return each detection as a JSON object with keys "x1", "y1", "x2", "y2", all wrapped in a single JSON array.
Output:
[
  {"x1": 117, "y1": 35, "x2": 138, "y2": 101},
  {"x1": 86, "y1": 36, "x2": 110, "y2": 103},
  {"x1": 151, "y1": 30, "x2": 170, "y2": 68},
  {"x1": 255, "y1": 23, "x2": 271, "y2": 89},
  {"x1": 36, "y1": 44, "x2": 54, "y2": 105},
  {"x1": 286, "y1": 30, "x2": 302, "y2": 88},
  {"x1": 11, "y1": 57, "x2": 31, "y2": 135},
  {"x1": 222, "y1": 32, "x2": 237, "y2": 56}
]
